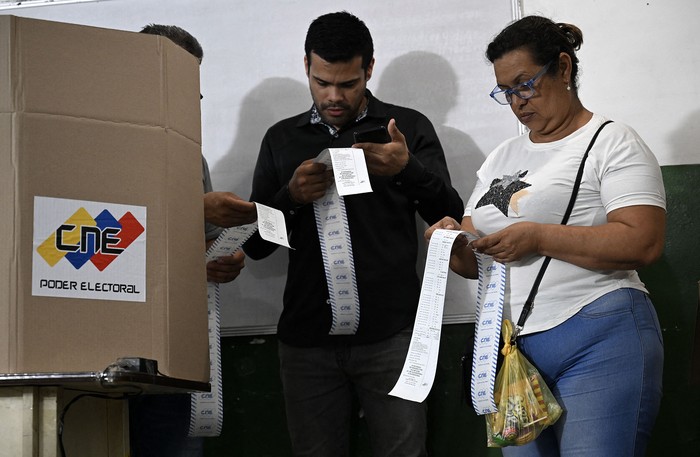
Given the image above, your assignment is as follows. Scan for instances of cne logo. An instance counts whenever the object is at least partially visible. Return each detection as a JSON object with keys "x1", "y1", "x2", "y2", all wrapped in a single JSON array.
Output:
[{"x1": 36, "y1": 207, "x2": 145, "y2": 271}]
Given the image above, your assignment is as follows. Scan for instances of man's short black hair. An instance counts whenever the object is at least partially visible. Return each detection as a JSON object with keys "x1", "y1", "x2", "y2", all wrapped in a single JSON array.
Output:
[
  {"x1": 304, "y1": 11, "x2": 374, "y2": 71},
  {"x1": 140, "y1": 24, "x2": 203, "y2": 63}
]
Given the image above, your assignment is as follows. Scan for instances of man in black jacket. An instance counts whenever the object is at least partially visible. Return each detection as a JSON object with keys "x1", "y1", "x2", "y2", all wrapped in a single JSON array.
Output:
[{"x1": 244, "y1": 11, "x2": 463, "y2": 457}]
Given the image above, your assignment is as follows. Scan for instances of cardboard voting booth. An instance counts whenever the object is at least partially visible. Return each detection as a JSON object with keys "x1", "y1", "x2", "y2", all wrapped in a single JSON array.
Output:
[{"x1": 0, "y1": 16, "x2": 209, "y2": 383}]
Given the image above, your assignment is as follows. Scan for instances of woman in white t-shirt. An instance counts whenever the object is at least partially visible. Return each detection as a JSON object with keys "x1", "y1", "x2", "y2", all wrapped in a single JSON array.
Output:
[{"x1": 427, "y1": 15, "x2": 665, "y2": 457}]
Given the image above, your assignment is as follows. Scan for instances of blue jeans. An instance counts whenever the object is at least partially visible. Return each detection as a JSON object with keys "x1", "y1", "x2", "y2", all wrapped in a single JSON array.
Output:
[
  {"x1": 278, "y1": 328, "x2": 428, "y2": 457},
  {"x1": 502, "y1": 288, "x2": 663, "y2": 457}
]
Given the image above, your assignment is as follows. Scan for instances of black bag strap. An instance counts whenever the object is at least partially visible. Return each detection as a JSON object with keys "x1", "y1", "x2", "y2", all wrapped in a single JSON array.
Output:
[{"x1": 511, "y1": 120, "x2": 613, "y2": 343}]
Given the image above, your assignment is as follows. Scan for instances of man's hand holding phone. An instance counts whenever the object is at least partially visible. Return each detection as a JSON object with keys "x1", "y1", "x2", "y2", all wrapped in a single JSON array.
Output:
[
  {"x1": 353, "y1": 118, "x2": 410, "y2": 177},
  {"x1": 353, "y1": 125, "x2": 391, "y2": 144}
]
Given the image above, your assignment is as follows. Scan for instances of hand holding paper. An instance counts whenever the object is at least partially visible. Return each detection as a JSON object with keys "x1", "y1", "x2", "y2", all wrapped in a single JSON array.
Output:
[
  {"x1": 206, "y1": 249, "x2": 246, "y2": 283},
  {"x1": 470, "y1": 221, "x2": 540, "y2": 264},
  {"x1": 425, "y1": 216, "x2": 479, "y2": 279},
  {"x1": 315, "y1": 148, "x2": 373, "y2": 196},
  {"x1": 288, "y1": 159, "x2": 334, "y2": 204},
  {"x1": 203, "y1": 191, "x2": 257, "y2": 227},
  {"x1": 424, "y1": 216, "x2": 463, "y2": 241}
]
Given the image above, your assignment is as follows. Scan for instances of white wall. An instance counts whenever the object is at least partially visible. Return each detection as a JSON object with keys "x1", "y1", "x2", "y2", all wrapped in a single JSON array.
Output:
[
  {"x1": 4, "y1": 0, "x2": 693, "y2": 334},
  {"x1": 2, "y1": 0, "x2": 519, "y2": 333},
  {"x1": 523, "y1": 0, "x2": 700, "y2": 166}
]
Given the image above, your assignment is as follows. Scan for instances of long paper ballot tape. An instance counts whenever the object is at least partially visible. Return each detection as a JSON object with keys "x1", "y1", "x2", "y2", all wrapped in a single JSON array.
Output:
[
  {"x1": 188, "y1": 222, "x2": 258, "y2": 437},
  {"x1": 389, "y1": 229, "x2": 504, "y2": 415},
  {"x1": 189, "y1": 202, "x2": 293, "y2": 437}
]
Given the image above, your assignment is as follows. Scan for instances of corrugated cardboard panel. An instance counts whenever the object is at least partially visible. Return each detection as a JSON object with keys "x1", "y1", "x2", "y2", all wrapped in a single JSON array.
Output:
[
  {"x1": 17, "y1": 114, "x2": 163, "y2": 372},
  {"x1": 15, "y1": 17, "x2": 161, "y2": 127},
  {"x1": 14, "y1": 112, "x2": 207, "y2": 378},
  {"x1": 8, "y1": 16, "x2": 201, "y2": 142},
  {"x1": 0, "y1": 113, "x2": 16, "y2": 371},
  {"x1": 162, "y1": 35, "x2": 202, "y2": 145},
  {"x1": 0, "y1": 15, "x2": 207, "y2": 381},
  {"x1": 164, "y1": 131, "x2": 209, "y2": 380},
  {"x1": 0, "y1": 17, "x2": 13, "y2": 114},
  {"x1": 0, "y1": 17, "x2": 19, "y2": 371}
]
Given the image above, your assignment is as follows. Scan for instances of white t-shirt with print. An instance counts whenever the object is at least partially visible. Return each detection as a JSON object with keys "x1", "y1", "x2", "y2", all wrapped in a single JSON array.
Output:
[{"x1": 465, "y1": 114, "x2": 666, "y2": 335}]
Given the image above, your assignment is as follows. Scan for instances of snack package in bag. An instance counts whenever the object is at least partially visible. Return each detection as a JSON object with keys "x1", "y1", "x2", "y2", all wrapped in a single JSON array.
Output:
[{"x1": 485, "y1": 319, "x2": 562, "y2": 447}]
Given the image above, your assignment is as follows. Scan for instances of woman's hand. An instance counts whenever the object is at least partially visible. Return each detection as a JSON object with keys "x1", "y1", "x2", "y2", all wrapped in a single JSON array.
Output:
[
  {"x1": 425, "y1": 216, "x2": 478, "y2": 279},
  {"x1": 425, "y1": 216, "x2": 461, "y2": 240},
  {"x1": 470, "y1": 221, "x2": 541, "y2": 264},
  {"x1": 470, "y1": 205, "x2": 665, "y2": 269},
  {"x1": 425, "y1": 216, "x2": 471, "y2": 255}
]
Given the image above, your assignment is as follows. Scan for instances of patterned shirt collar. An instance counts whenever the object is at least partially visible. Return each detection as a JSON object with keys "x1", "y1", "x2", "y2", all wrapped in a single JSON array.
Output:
[{"x1": 309, "y1": 99, "x2": 369, "y2": 136}]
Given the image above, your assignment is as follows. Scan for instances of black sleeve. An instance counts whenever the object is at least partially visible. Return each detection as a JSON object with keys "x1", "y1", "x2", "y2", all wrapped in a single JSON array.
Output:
[{"x1": 242, "y1": 133, "x2": 303, "y2": 260}]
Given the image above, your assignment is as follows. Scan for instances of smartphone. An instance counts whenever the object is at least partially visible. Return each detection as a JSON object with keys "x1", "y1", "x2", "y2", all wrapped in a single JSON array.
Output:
[{"x1": 353, "y1": 125, "x2": 390, "y2": 144}]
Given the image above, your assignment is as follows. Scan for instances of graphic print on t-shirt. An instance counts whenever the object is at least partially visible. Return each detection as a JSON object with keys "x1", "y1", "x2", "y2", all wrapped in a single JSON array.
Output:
[{"x1": 475, "y1": 170, "x2": 531, "y2": 216}]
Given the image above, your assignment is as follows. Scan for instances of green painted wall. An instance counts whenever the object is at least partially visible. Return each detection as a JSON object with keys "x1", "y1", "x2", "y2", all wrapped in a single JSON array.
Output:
[
  {"x1": 206, "y1": 165, "x2": 700, "y2": 456},
  {"x1": 638, "y1": 165, "x2": 700, "y2": 454}
]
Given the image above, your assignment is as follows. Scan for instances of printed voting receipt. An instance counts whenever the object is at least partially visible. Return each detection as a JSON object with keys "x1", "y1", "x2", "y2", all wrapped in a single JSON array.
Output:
[
  {"x1": 315, "y1": 148, "x2": 372, "y2": 196},
  {"x1": 254, "y1": 202, "x2": 292, "y2": 248}
]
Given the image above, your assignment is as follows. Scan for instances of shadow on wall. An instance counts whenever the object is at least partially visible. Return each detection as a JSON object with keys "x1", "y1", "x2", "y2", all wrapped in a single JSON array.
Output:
[
  {"x1": 375, "y1": 51, "x2": 485, "y2": 281},
  {"x1": 375, "y1": 50, "x2": 485, "y2": 202},
  {"x1": 210, "y1": 54, "x2": 487, "y2": 324},
  {"x1": 211, "y1": 76, "x2": 309, "y2": 198},
  {"x1": 210, "y1": 77, "x2": 309, "y2": 315}
]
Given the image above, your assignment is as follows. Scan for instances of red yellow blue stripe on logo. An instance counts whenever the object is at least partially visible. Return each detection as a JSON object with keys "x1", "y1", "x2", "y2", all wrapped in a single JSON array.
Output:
[{"x1": 36, "y1": 207, "x2": 145, "y2": 271}]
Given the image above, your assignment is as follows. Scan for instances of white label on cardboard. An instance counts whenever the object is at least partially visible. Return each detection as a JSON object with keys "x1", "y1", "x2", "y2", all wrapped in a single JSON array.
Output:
[{"x1": 32, "y1": 196, "x2": 147, "y2": 302}]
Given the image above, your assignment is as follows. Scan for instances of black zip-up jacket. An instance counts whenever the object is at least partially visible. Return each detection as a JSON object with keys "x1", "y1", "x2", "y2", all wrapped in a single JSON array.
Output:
[{"x1": 243, "y1": 91, "x2": 464, "y2": 347}]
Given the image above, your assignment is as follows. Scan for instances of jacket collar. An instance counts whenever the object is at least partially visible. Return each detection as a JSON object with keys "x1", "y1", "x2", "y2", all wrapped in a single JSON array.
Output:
[{"x1": 295, "y1": 90, "x2": 387, "y2": 131}]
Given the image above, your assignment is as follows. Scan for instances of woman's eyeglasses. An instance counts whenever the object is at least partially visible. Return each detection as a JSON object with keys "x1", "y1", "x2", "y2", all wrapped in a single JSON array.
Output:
[{"x1": 489, "y1": 60, "x2": 553, "y2": 105}]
